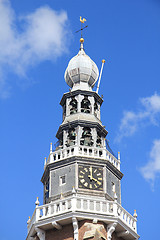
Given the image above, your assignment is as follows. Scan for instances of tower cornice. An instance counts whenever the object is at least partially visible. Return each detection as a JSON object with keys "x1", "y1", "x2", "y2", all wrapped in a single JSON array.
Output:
[
  {"x1": 56, "y1": 120, "x2": 108, "y2": 139},
  {"x1": 60, "y1": 89, "x2": 103, "y2": 107},
  {"x1": 41, "y1": 156, "x2": 123, "y2": 184}
]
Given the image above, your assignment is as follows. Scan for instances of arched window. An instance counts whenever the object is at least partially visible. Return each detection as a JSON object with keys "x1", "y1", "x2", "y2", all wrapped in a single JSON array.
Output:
[
  {"x1": 81, "y1": 96, "x2": 91, "y2": 113},
  {"x1": 65, "y1": 128, "x2": 76, "y2": 147},
  {"x1": 80, "y1": 127, "x2": 93, "y2": 146},
  {"x1": 70, "y1": 97, "x2": 77, "y2": 115}
]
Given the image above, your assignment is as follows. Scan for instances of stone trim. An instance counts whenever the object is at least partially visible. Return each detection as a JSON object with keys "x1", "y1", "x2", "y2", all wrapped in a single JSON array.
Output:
[
  {"x1": 52, "y1": 221, "x2": 62, "y2": 230},
  {"x1": 72, "y1": 217, "x2": 78, "y2": 240},
  {"x1": 35, "y1": 227, "x2": 45, "y2": 240},
  {"x1": 107, "y1": 223, "x2": 117, "y2": 240}
]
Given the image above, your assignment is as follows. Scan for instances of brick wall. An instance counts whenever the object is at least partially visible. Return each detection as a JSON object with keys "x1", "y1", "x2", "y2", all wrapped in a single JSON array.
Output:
[
  {"x1": 44, "y1": 220, "x2": 125, "y2": 240},
  {"x1": 45, "y1": 223, "x2": 73, "y2": 240},
  {"x1": 79, "y1": 220, "x2": 107, "y2": 240}
]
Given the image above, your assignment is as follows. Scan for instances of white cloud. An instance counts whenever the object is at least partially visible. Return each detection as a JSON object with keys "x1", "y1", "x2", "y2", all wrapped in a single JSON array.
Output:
[
  {"x1": 141, "y1": 94, "x2": 160, "y2": 113},
  {"x1": 116, "y1": 93, "x2": 160, "y2": 141},
  {"x1": 140, "y1": 139, "x2": 160, "y2": 187},
  {"x1": 0, "y1": 0, "x2": 71, "y2": 98}
]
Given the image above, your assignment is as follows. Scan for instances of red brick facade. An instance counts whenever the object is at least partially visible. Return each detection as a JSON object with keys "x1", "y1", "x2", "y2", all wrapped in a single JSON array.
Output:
[
  {"x1": 44, "y1": 220, "x2": 124, "y2": 240},
  {"x1": 46, "y1": 223, "x2": 73, "y2": 240}
]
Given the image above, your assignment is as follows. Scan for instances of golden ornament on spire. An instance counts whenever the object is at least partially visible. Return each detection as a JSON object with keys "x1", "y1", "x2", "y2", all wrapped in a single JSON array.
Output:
[{"x1": 80, "y1": 38, "x2": 84, "y2": 43}]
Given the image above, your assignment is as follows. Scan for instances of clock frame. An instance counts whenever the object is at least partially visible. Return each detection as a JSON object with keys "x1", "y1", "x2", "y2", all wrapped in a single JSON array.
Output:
[{"x1": 78, "y1": 165, "x2": 103, "y2": 191}]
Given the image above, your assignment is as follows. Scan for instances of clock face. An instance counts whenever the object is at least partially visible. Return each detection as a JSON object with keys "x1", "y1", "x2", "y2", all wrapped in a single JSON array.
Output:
[{"x1": 78, "y1": 165, "x2": 103, "y2": 191}]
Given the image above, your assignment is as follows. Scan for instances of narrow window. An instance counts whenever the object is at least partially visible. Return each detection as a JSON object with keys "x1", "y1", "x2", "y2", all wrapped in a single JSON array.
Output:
[
  {"x1": 81, "y1": 96, "x2": 91, "y2": 113},
  {"x1": 112, "y1": 182, "x2": 115, "y2": 192},
  {"x1": 60, "y1": 175, "x2": 66, "y2": 185}
]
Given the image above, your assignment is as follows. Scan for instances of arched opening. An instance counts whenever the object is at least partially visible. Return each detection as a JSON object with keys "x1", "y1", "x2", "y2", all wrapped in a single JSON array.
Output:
[
  {"x1": 70, "y1": 97, "x2": 77, "y2": 115},
  {"x1": 80, "y1": 127, "x2": 93, "y2": 146},
  {"x1": 81, "y1": 96, "x2": 91, "y2": 113},
  {"x1": 65, "y1": 128, "x2": 76, "y2": 147}
]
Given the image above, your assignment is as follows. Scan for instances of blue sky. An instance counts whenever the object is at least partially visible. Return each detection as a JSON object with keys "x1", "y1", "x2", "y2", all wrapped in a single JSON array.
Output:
[{"x1": 0, "y1": 0, "x2": 160, "y2": 239}]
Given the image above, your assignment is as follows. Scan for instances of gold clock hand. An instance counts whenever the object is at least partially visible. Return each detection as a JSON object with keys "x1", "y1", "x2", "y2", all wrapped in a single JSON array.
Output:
[
  {"x1": 89, "y1": 166, "x2": 93, "y2": 179},
  {"x1": 92, "y1": 177, "x2": 101, "y2": 184}
]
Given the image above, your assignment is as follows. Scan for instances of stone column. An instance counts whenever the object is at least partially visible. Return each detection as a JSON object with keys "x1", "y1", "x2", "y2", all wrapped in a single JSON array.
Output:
[
  {"x1": 66, "y1": 97, "x2": 71, "y2": 116},
  {"x1": 63, "y1": 130, "x2": 68, "y2": 149},
  {"x1": 77, "y1": 95, "x2": 84, "y2": 113},
  {"x1": 77, "y1": 126, "x2": 83, "y2": 147},
  {"x1": 97, "y1": 103, "x2": 101, "y2": 119},
  {"x1": 88, "y1": 96, "x2": 94, "y2": 114},
  {"x1": 91, "y1": 128, "x2": 97, "y2": 148}
]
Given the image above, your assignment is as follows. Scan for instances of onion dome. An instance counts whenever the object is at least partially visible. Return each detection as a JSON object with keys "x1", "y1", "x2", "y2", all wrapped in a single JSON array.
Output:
[{"x1": 64, "y1": 38, "x2": 99, "y2": 90}]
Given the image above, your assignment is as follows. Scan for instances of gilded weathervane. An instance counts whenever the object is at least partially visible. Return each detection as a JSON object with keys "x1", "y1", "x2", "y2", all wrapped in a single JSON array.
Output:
[{"x1": 76, "y1": 16, "x2": 88, "y2": 38}]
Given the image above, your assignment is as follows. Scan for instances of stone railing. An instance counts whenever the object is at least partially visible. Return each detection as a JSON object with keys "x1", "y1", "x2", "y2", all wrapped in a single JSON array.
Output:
[
  {"x1": 117, "y1": 204, "x2": 137, "y2": 232},
  {"x1": 46, "y1": 145, "x2": 120, "y2": 170},
  {"x1": 27, "y1": 196, "x2": 137, "y2": 233}
]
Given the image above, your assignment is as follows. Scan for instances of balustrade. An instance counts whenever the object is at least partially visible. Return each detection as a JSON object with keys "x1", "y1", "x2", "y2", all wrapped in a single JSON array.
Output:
[
  {"x1": 117, "y1": 204, "x2": 137, "y2": 231},
  {"x1": 27, "y1": 196, "x2": 136, "y2": 233},
  {"x1": 46, "y1": 145, "x2": 120, "y2": 170}
]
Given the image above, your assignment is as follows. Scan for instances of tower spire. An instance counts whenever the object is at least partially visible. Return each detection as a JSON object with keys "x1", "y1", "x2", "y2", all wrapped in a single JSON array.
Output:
[{"x1": 27, "y1": 20, "x2": 139, "y2": 240}]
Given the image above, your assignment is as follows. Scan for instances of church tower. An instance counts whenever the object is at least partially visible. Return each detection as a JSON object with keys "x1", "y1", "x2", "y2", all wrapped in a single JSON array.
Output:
[{"x1": 26, "y1": 36, "x2": 140, "y2": 240}]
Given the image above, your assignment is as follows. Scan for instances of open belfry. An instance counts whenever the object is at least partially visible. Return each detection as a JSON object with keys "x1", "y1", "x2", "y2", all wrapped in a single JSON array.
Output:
[{"x1": 26, "y1": 18, "x2": 140, "y2": 240}]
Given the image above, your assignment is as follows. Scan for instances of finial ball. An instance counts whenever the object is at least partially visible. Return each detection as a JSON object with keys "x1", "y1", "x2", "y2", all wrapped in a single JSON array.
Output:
[{"x1": 80, "y1": 37, "x2": 84, "y2": 43}]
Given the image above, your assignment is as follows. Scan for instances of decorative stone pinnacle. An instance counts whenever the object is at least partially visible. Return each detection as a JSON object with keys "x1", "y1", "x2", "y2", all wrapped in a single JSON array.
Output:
[
  {"x1": 118, "y1": 152, "x2": 120, "y2": 160},
  {"x1": 35, "y1": 197, "x2": 39, "y2": 206},
  {"x1": 60, "y1": 192, "x2": 64, "y2": 199},
  {"x1": 27, "y1": 216, "x2": 31, "y2": 224},
  {"x1": 50, "y1": 142, "x2": 53, "y2": 153},
  {"x1": 72, "y1": 186, "x2": 76, "y2": 194},
  {"x1": 44, "y1": 157, "x2": 47, "y2": 170},
  {"x1": 133, "y1": 209, "x2": 137, "y2": 219}
]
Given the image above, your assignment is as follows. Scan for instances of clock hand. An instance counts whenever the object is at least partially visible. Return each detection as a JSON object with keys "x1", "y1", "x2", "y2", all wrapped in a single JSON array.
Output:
[
  {"x1": 88, "y1": 175, "x2": 92, "y2": 179},
  {"x1": 91, "y1": 177, "x2": 101, "y2": 184},
  {"x1": 89, "y1": 166, "x2": 93, "y2": 179},
  {"x1": 88, "y1": 175, "x2": 101, "y2": 184}
]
